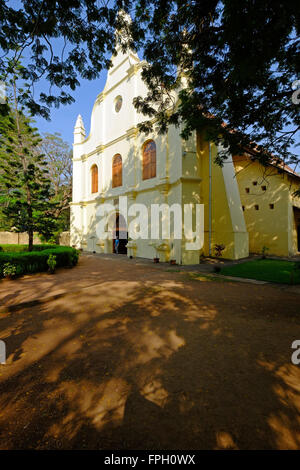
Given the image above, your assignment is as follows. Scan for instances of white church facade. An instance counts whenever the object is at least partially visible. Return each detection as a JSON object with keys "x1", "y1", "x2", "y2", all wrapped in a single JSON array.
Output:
[{"x1": 70, "y1": 46, "x2": 300, "y2": 263}]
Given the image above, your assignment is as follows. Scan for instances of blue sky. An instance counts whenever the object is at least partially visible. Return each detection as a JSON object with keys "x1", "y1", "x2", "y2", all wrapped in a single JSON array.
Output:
[
  {"x1": 33, "y1": 69, "x2": 110, "y2": 146},
  {"x1": 6, "y1": 0, "x2": 114, "y2": 146}
]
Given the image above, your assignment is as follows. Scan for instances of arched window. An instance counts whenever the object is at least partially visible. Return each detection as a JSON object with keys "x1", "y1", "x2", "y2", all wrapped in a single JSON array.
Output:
[
  {"x1": 91, "y1": 164, "x2": 98, "y2": 193},
  {"x1": 142, "y1": 140, "x2": 156, "y2": 180},
  {"x1": 112, "y1": 154, "x2": 122, "y2": 188}
]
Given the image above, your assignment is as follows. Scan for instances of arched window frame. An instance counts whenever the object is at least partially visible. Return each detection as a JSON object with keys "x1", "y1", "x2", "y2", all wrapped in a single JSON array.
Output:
[
  {"x1": 91, "y1": 164, "x2": 98, "y2": 194},
  {"x1": 142, "y1": 140, "x2": 156, "y2": 180},
  {"x1": 112, "y1": 154, "x2": 122, "y2": 188}
]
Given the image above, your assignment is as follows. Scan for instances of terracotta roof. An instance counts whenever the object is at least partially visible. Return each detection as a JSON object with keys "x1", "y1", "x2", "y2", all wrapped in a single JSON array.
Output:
[
  {"x1": 245, "y1": 148, "x2": 300, "y2": 179},
  {"x1": 199, "y1": 111, "x2": 300, "y2": 179},
  {"x1": 269, "y1": 158, "x2": 300, "y2": 179}
]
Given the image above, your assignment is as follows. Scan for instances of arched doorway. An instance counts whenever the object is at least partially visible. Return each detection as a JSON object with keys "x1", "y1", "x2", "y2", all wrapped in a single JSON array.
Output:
[{"x1": 113, "y1": 213, "x2": 128, "y2": 254}]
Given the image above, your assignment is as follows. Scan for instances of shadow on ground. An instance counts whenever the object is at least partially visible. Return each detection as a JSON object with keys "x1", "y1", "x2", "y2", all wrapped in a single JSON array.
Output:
[{"x1": 0, "y1": 255, "x2": 300, "y2": 449}]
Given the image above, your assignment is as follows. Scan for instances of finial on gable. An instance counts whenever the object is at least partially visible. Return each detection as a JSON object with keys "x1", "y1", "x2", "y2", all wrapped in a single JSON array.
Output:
[
  {"x1": 74, "y1": 114, "x2": 86, "y2": 144},
  {"x1": 115, "y1": 10, "x2": 132, "y2": 48},
  {"x1": 74, "y1": 114, "x2": 85, "y2": 130}
]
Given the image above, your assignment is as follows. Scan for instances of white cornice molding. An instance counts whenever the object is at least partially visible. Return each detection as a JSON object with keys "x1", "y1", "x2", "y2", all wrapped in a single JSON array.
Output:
[{"x1": 70, "y1": 175, "x2": 199, "y2": 206}]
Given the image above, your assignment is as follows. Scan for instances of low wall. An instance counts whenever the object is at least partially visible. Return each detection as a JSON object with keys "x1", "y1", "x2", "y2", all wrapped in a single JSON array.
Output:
[
  {"x1": 0, "y1": 231, "x2": 70, "y2": 246},
  {"x1": 59, "y1": 232, "x2": 70, "y2": 246}
]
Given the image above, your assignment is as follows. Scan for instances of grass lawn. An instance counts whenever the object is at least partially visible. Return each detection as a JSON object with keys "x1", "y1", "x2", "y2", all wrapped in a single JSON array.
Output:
[{"x1": 220, "y1": 259, "x2": 300, "y2": 284}]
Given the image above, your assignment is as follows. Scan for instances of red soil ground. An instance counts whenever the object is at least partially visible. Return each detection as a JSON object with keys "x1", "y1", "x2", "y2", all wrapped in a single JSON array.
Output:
[{"x1": 0, "y1": 253, "x2": 299, "y2": 450}]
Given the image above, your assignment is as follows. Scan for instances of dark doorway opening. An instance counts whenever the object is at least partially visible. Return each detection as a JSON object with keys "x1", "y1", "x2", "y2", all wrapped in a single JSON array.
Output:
[
  {"x1": 293, "y1": 207, "x2": 300, "y2": 253},
  {"x1": 113, "y1": 213, "x2": 128, "y2": 254}
]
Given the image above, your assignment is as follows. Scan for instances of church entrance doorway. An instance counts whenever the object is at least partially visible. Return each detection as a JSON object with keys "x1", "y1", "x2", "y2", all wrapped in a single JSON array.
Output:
[
  {"x1": 293, "y1": 207, "x2": 300, "y2": 253},
  {"x1": 113, "y1": 213, "x2": 128, "y2": 254}
]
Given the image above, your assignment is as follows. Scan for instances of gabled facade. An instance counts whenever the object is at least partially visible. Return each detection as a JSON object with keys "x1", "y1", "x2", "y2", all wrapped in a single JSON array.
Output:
[{"x1": 70, "y1": 46, "x2": 300, "y2": 262}]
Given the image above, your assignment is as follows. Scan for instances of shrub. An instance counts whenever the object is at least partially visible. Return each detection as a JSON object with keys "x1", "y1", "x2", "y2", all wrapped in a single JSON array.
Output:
[
  {"x1": 0, "y1": 244, "x2": 58, "y2": 253},
  {"x1": 0, "y1": 246, "x2": 79, "y2": 278},
  {"x1": 261, "y1": 246, "x2": 269, "y2": 259},
  {"x1": 47, "y1": 254, "x2": 57, "y2": 272},
  {"x1": 3, "y1": 263, "x2": 17, "y2": 278}
]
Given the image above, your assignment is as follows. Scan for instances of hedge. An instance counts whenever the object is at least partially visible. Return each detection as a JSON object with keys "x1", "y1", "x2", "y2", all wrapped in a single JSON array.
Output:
[
  {"x1": 0, "y1": 244, "x2": 58, "y2": 253},
  {"x1": 0, "y1": 246, "x2": 79, "y2": 278}
]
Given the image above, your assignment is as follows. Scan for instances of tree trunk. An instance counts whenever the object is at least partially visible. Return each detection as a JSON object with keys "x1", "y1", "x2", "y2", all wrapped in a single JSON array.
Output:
[{"x1": 28, "y1": 230, "x2": 33, "y2": 252}]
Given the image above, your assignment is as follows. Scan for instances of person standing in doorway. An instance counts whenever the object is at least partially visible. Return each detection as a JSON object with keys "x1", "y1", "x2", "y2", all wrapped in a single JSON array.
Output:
[{"x1": 115, "y1": 236, "x2": 120, "y2": 254}]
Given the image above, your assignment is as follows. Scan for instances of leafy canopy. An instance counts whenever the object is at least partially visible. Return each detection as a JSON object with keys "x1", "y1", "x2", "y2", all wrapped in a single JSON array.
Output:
[{"x1": 0, "y1": 0, "x2": 299, "y2": 167}]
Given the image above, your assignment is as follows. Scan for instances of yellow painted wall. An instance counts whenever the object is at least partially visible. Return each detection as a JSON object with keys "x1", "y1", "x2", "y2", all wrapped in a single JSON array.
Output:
[
  {"x1": 196, "y1": 135, "x2": 249, "y2": 260},
  {"x1": 289, "y1": 178, "x2": 300, "y2": 254},
  {"x1": 292, "y1": 207, "x2": 300, "y2": 254},
  {"x1": 180, "y1": 131, "x2": 202, "y2": 264},
  {"x1": 233, "y1": 156, "x2": 300, "y2": 256},
  {"x1": 181, "y1": 180, "x2": 201, "y2": 264}
]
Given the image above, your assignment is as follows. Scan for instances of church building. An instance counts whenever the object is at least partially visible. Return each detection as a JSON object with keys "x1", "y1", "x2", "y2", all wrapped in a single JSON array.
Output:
[{"x1": 70, "y1": 45, "x2": 300, "y2": 264}]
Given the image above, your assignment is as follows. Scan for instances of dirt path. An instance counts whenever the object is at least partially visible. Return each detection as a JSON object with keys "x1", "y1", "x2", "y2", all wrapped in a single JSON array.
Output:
[{"x1": 0, "y1": 254, "x2": 300, "y2": 449}]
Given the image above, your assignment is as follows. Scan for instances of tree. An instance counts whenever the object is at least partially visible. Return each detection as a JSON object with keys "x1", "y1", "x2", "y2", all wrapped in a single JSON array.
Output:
[
  {"x1": 0, "y1": 0, "x2": 125, "y2": 118},
  {"x1": 0, "y1": 1, "x2": 299, "y2": 170},
  {"x1": 131, "y1": 1, "x2": 300, "y2": 169},
  {"x1": 0, "y1": 102, "x2": 12, "y2": 230},
  {"x1": 37, "y1": 133, "x2": 72, "y2": 234},
  {"x1": 0, "y1": 73, "x2": 57, "y2": 251}
]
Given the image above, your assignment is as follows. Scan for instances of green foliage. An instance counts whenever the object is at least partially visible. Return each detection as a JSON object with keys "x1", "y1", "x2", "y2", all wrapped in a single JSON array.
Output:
[
  {"x1": 0, "y1": 244, "x2": 57, "y2": 252},
  {"x1": 37, "y1": 133, "x2": 72, "y2": 233},
  {"x1": 47, "y1": 254, "x2": 57, "y2": 271},
  {"x1": 2, "y1": 262, "x2": 17, "y2": 278},
  {"x1": 0, "y1": 246, "x2": 79, "y2": 278},
  {"x1": 131, "y1": 1, "x2": 300, "y2": 168},
  {"x1": 220, "y1": 259, "x2": 300, "y2": 284},
  {"x1": 261, "y1": 246, "x2": 270, "y2": 259},
  {"x1": 0, "y1": 89, "x2": 59, "y2": 249},
  {"x1": 0, "y1": 2, "x2": 298, "y2": 170},
  {"x1": 0, "y1": 2, "x2": 123, "y2": 118}
]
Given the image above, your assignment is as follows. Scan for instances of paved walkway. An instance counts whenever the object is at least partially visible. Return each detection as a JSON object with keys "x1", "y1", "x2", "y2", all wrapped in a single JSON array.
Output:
[{"x1": 0, "y1": 253, "x2": 300, "y2": 449}]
